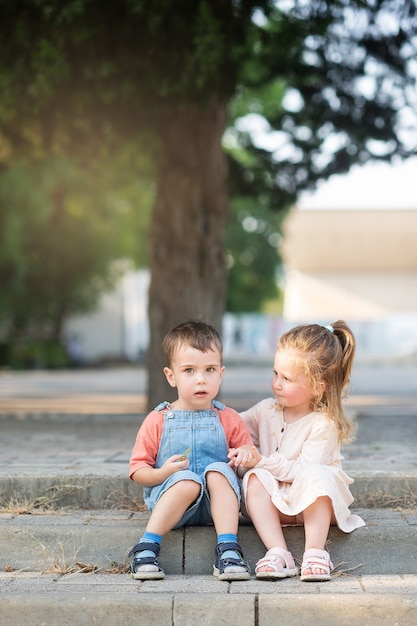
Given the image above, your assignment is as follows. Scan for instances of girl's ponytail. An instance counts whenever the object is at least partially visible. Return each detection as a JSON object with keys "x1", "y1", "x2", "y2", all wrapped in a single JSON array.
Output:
[{"x1": 331, "y1": 320, "x2": 356, "y2": 390}]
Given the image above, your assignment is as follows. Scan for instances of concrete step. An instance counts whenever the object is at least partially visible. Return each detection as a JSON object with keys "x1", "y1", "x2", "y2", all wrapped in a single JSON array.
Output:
[
  {"x1": 1, "y1": 508, "x2": 417, "y2": 625},
  {"x1": 1, "y1": 470, "x2": 417, "y2": 510},
  {"x1": 1, "y1": 508, "x2": 416, "y2": 576},
  {"x1": 1, "y1": 581, "x2": 417, "y2": 626}
]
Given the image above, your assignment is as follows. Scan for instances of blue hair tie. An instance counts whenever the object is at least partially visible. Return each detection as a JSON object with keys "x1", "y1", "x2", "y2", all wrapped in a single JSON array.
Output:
[{"x1": 325, "y1": 325, "x2": 334, "y2": 334}]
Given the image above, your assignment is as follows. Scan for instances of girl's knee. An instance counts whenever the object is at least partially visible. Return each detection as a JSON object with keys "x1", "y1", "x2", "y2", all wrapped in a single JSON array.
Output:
[{"x1": 246, "y1": 473, "x2": 262, "y2": 495}]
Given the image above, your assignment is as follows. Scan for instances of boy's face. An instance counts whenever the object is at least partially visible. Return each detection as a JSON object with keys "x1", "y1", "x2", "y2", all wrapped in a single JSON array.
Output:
[{"x1": 163, "y1": 343, "x2": 225, "y2": 410}]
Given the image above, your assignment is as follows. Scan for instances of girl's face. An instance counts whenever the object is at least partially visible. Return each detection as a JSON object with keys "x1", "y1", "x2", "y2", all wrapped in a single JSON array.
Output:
[
  {"x1": 164, "y1": 343, "x2": 225, "y2": 410},
  {"x1": 271, "y1": 349, "x2": 317, "y2": 419}
]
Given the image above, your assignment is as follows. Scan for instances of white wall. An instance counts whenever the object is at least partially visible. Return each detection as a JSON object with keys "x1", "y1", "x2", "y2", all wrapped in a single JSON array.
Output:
[
  {"x1": 65, "y1": 270, "x2": 150, "y2": 363},
  {"x1": 65, "y1": 272, "x2": 417, "y2": 364}
]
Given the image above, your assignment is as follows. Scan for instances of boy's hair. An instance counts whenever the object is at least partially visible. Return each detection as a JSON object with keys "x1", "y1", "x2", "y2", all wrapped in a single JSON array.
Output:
[
  {"x1": 278, "y1": 320, "x2": 356, "y2": 443},
  {"x1": 162, "y1": 320, "x2": 223, "y2": 367}
]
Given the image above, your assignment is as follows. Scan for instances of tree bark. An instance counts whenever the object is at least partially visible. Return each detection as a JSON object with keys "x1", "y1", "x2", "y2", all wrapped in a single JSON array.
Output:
[{"x1": 147, "y1": 98, "x2": 229, "y2": 409}]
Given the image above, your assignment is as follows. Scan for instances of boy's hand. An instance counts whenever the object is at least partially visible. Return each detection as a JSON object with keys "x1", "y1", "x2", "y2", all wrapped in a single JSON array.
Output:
[{"x1": 163, "y1": 454, "x2": 190, "y2": 474}]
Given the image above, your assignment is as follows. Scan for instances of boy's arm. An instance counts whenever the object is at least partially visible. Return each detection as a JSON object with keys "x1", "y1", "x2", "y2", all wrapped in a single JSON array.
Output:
[
  {"x1": 220, "y1": 407, "x2": 254, "y2": 448},
  {"x1": 129, "y1": 411, "x2": 192, "y2": 486},
  {"x1": 131, "y1": 457, "x2": 189, "y2": 487}
]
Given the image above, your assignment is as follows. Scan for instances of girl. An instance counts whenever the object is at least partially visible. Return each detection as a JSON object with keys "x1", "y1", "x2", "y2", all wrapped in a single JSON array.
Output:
[{"x1": 228, "y1": 320, "x2": 365, "y2": 582}]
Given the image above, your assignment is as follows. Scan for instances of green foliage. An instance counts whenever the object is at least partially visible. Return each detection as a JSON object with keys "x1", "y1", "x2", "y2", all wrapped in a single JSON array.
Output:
[
  {"x1": 0, "y1": 0, "x2": 416, "y2": 359},
  {"x1": 0, "y1": 153, "x2": 153, "y2": 346},
  {"x1": 225, "y1": 197, "x2": 284, "y2": 312},
  {"x1": 5, "y1": 339, "x2": 69, "y2": 370}
]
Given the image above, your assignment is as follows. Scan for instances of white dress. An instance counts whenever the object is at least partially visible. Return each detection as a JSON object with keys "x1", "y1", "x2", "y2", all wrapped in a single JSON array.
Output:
[{"x1": 240, "y1": 398, "x2": 365, "y2": 533}]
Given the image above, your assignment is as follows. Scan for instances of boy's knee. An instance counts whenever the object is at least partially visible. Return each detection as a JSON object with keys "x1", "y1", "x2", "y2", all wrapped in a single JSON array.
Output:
[
  {"x1": 177, "y1": 479, "x2": 201, "y2": 496},
  {"x1": 206, "y1": 470, "x2": 228, "y2": 486},
  {"x1": 206, "y1": 471, "x2": 236, "y2": 496}
]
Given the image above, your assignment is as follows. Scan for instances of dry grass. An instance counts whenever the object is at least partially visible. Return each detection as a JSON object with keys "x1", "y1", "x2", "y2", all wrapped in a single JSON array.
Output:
[
  {"x1": 103, "y1": 560, "x2": 130, "y2": 574},
  {"x1": 104, "y1": 490, "x2": 147, "y2": 512},
  {"x1": 0, "y1": 493, "x2": 66, "y2": 515},
  {"x1": 0, "y1": 485, "x2": 146, "y2": 514},
  {"x1": 331, "y1": 561, "x2": 365, "y2": 578},
  {"x1": 40, "y1": 540, "x2": 83, "y2": 575},
  {"x1": 361, "y1": 485, "x2": 417, "y2": 510},
  {"x1": 38, "y1": 539, "x2": 130, "y2": 576}
]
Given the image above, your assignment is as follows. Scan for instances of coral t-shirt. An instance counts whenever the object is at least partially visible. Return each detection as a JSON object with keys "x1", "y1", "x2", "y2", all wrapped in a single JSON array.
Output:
[{"x1": 129, "y1": 405, "x2": 253, "y2": 479}]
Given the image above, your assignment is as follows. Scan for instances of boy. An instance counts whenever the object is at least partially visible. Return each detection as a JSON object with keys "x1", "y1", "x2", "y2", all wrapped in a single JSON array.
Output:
[{"x1": 128, "y1": 320, "x2": 252, "y2": 580}]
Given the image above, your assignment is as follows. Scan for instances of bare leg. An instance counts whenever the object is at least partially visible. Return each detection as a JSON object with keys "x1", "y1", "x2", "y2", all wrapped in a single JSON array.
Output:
[
  {"x1": 246, "y1": 474, "x2": 291, "y2": 572},
  {"x1": 206, "y1": 471, "x2": 239, "y2": 535},
  {"x1": 303, "y1": 495, "x2": 333, "y2": 576},
  {"x1": 146, "y1": 479, "x2": 201, "y2": 535},
  {"x1": 206, "y1": 471, "x2": 249, "y2": 578}
]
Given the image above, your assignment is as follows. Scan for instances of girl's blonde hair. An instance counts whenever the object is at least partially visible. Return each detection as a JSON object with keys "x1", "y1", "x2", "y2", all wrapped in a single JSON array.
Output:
[{"x1": 278, "y1": 320, "x2": 356, "y2": 443}]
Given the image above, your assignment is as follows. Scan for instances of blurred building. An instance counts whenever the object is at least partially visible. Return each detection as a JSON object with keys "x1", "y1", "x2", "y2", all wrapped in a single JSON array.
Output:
[
  {"x1": 281, "y1": 208, "x2": 417, "y2": 320},
  {"x1": 280, "y1": 208, "x2": 417, "y2": 358},
  {"x1": 65, "y1": 208, "x2": 417, "y2": 364},
  {"x1": 65, "y1": 270, "x2": 150, "y2": 365}
]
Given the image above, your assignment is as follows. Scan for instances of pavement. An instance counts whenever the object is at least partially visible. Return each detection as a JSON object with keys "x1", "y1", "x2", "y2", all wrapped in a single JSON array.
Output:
[{"x1": 0, "y1": 362, "x2": 417, "y2": 625}]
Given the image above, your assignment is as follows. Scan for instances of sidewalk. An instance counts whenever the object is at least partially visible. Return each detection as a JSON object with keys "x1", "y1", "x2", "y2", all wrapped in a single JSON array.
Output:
[
  {"x1": 1, "y1": 366, "x2": 416, "y2": 502},
  {"x1": 1, "y1": 366, "x2": 417, "y2": 625}
]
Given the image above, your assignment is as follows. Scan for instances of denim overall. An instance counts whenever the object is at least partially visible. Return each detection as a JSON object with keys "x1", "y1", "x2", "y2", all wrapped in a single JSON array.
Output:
[{"x1": 143, "y1": 400, "x2": 241, "y2": 528}]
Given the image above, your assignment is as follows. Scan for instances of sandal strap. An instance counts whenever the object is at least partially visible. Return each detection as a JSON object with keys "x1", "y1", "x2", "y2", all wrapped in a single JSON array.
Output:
[
  {"x1": 256, "y1": 547, "x2": 295, "y2": 572},
  {"x1": 215, "y1": 541, "x2": 244, "y2": 559},
  {"x1": 129, "y1": 540, "x2": 163, "y2": 573},
  {"x1": 215, "y1": 541, "x2": 250, "y2": 575},
  {"x1": 128, "y1": 540, "x2": 161, "y2": 559},
  {"x1": 301, "y1": 548, "x2": 333, "y2": 573}
]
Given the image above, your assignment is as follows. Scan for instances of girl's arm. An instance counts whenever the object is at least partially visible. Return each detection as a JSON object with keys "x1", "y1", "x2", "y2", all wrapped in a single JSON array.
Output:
[
  {"x1": 239, "y1": 400, "x2": 271, "y2": 449},
  {"x1": 254, "y1": 417, "x2": 340, "y2": 482}
]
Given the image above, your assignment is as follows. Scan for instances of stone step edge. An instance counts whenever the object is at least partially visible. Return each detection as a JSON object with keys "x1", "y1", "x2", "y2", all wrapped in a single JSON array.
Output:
[
  {"x1": 1, "y1": 471, "x2": 417, "y2": 509},
  {"x1": 2, "y1": 509, "x2": 417, "y2": 577},
  {"x1": 1, "y1": 590, "x2": 417, "y2": 626}
]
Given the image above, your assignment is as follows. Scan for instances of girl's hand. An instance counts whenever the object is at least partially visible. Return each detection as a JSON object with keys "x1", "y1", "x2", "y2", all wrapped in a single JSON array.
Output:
[
  {"x1": 245, "y1": 445, "x2": 262, "y2": 467},
  {"x1": 228, "y1": 445, "x2": 257, "y2": 467}
]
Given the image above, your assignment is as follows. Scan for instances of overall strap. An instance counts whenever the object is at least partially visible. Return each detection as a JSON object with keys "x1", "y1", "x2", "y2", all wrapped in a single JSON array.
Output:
[{"x1": 154, "y1": 401, "x2": 170, "y2": 412}]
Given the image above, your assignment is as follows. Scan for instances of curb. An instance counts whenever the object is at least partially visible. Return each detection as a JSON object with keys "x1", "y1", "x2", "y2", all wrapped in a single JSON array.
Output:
[
  {"x1": 1, "y1": 589, "x2": 417, "y2": 626},
  {"x1": 2, "y1": 471, "x2": 417, "y2": 510}
]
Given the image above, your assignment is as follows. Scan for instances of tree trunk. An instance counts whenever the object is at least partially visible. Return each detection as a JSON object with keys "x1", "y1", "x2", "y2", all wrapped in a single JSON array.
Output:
[{"x1": 147, "y1": 99, "x2": 229, "y2": 410}]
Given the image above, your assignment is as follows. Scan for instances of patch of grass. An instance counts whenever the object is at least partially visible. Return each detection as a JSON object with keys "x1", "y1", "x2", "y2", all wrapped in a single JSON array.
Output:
[
  {"x1": 105, "y1": 490, "x2": 147, "y2": 512},
  {"x1": 0, "y1": 494, "x2": 64, "y2": 515},
  {"x1": 41, "y1": 540, "x2": 83, "y2": 575},
  {"x1": 332, "y1": 561, "x2": 365, "y2": 578},
  {"x1": 363, "y1": 486, "x2": 417, "y2": 510},
  {"x1": 75, "y1": 561, "x2": 99, "y2": 573},
  {"x1": 39, "y1": 539, "x2": 130, "y2": 576},
  {"x1": 103, "y1": 560, "x2": 130, "y2": 574},
  {"x1": 3, "y1": 565, "x2": 16, "y2": 572},
  {"x1": 0, "y1": 483, "x2": 89, "y2": 514}
]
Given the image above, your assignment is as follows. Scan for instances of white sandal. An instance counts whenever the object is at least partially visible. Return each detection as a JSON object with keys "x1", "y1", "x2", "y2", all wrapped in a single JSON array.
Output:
[
  {"x1": 255, "y1": 547, "x2": 298, "y2": 579},
  {"x1": 300, "y1": 548, "x2": 333, "y2": 582}
]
